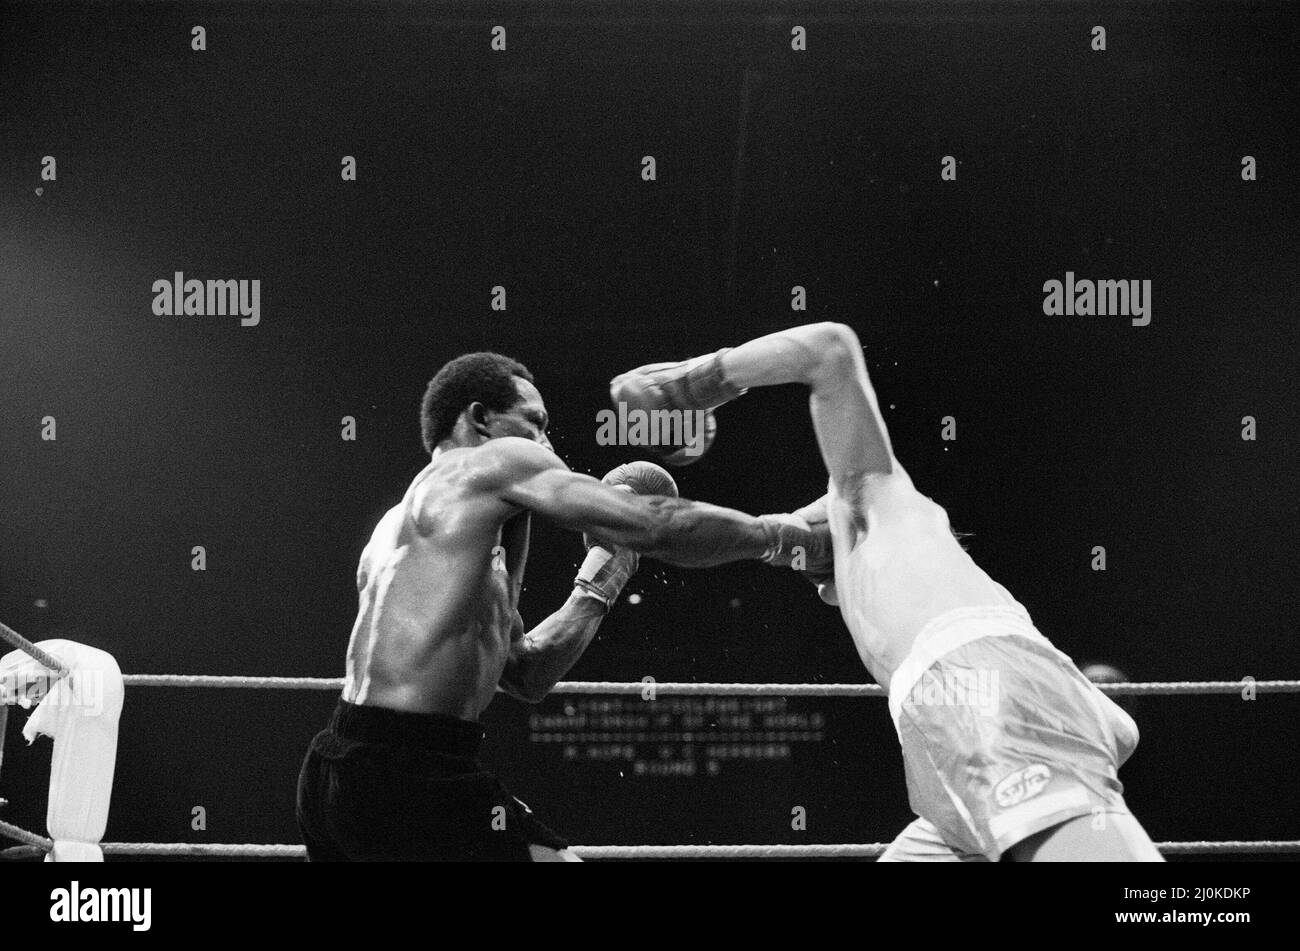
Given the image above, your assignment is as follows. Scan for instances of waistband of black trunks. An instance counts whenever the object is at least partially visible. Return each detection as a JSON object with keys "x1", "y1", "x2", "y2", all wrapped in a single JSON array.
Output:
[{"x1": 328, "y1": 698, "x2": 485, "y2": 758}]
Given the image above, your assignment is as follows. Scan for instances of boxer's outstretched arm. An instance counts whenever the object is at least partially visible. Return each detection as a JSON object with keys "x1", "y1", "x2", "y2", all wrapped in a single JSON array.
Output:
[
  {"x1": 493, "y1": 439, "x2": 770, "y2": 568},
  {"x1": 612, "y1": 323, "x2": 900, "y2": 500},
  {"x1": 517, "y1": 472, "x2": 769, "y2": 568},
  {"x1": 718, "y1": 322, "x2": 899, "y2": 497},
  {"x1": 499, "y1": 594, "x2": 608, "y2": 703}
]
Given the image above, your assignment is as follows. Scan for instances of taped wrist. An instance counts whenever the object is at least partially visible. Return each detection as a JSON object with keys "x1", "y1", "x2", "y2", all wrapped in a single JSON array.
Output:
[
  {"x1": 573, "y1": 545, "x2": 640, "y2": 607},
  {"x1": 758, "y1": 514, "x2": 807, "y2": 566},
  {"x1": 675, "y1": 349, "x2": 748, "y2": 410}
]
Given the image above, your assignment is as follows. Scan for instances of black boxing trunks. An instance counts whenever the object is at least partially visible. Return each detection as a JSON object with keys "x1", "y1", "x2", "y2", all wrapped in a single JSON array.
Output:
[{"x1": 296, "y1": 699, "x2": 568, "y2": 861}]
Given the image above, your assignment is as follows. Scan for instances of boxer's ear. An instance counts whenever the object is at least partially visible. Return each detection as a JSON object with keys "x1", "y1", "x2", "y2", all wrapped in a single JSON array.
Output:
[{"x1": 467, "y1": 401, "x2": 492, "y2": 437}]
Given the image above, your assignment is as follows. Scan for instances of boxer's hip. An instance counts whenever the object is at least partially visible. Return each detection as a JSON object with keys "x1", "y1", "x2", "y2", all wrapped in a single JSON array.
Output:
[
  {"x1": 887, "y1": 606, "x2": 1139, "y2": 860},
  {"x1": 321, "y1": 697, "x2": 486, "y2": 760},
  {"x1": 296, "y1": 699, "x2": 567, "y2": 860}
]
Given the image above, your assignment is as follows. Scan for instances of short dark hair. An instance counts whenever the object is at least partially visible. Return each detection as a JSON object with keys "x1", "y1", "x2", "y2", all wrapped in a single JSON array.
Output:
[{"x1": 420, "y1": 352, "x2": 534, "y2": 452}]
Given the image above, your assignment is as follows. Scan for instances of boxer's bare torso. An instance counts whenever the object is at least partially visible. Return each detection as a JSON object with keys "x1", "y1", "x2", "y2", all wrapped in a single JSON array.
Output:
[
  {"x1": 338, "y1": 421, "x2": 783, "y2": 721},
  {"x1": 342, "y1": 444, "x2": 530, "y2": 721}
]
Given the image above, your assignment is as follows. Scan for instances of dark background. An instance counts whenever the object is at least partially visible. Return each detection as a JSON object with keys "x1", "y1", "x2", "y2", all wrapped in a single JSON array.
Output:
[{"x1": 0, "y1": 0, "x2": 1296, "y2": 856}]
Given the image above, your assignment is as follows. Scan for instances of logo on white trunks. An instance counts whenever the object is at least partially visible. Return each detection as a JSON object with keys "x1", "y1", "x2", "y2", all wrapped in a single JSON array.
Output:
[{"x1": 994, "y1": 764, "x2": 1052, "y2": 809}]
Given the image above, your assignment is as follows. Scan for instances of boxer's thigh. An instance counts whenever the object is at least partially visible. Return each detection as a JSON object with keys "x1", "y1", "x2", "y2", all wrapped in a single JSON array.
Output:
[
  {"x1": 879, "y1": 817, "x2": 989, "y2": 863},
  {"x1": 1009, "y1": 810, "x2": 1164, "y2": 862},
  {"x1": 528, "y1": 845, "x2": 582, "y2": 862}
]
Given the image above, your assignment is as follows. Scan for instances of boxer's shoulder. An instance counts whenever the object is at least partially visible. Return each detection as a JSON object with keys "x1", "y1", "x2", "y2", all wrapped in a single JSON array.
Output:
[
  {"x1": 476, "y1": 437, "x2": 566, "y2": 481},
  {"x1": 448, "y1": 438, "x2": 571, "y2": 504}
]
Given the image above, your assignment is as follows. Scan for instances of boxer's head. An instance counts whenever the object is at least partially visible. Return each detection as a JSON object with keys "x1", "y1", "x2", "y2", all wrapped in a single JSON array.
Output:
[
  {"x1": 1081, "y1": 661, "x2": 1138, "y2": 717},
  {"x1": 421, "y1": 352, "x2": 549, "y2": 452}
]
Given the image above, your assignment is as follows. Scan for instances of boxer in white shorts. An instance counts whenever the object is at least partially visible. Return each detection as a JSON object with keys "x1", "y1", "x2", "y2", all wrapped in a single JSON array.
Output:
[{"x1": 611, "y1": 322, "x2": 1161, "y2": 862}]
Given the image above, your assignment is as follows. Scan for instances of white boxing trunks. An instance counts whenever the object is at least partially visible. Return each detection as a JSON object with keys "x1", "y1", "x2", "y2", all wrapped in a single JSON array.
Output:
[{"x1": 883, "y1": 604, "x2": 1139, "y2": 861}]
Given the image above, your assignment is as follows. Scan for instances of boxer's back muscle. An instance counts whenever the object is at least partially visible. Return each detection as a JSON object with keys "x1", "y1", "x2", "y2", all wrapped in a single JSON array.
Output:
[{"x1": 343, "y1": 447, "x2": 522, "y2": 720}]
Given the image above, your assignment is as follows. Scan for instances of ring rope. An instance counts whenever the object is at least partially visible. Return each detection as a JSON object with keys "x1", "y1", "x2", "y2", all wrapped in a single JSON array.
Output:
[
  {"x1": 0, "y1": 846, "x2": 46, "y2": 861},
  {"x1": 124, "y1": 675, "x2": 343, "y2": 690},
  {"x1": 0, "y1": 621, "x2": 71, "y2": 677},
  {"x1": 0, "y1": 817, "x2": 54, "y2": 851},
  {"x1": 87, "y1": 839, "x2": 1300, "y2": 858},
  {"x1": 2, "y1": 829, "x2": 1298, "y2": 860},
  {"x1": 5, "y1": 623, "x2": 1294, "y2": 860},
  {"x1": 117, "y1": 675, "x2": 1300, "y2": 696}
]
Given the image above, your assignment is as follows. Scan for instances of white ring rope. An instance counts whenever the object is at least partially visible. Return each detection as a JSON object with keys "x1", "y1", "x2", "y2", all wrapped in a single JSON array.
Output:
[
  {"x1": 122, "y1": 675, "x2": 343, "y2": 690},
  {"x1": 0, "y1": 621, "x2": 70, "y2": 677},
  {"x1": 0, "y1": 817, "x2": 54, "y2": 851},
  {"x1": 5, "y1": 626, "x2": 1296, "y2": 860},
  {"x1": 2, "y1": 623, "x2": 1291, "y2": 696},
  {"x1": 3, "y1": 832, "x2": 1299, "y2": 860},
  {"x1": 116, "y1": 675, "x2": 1300, "y2": 696}
]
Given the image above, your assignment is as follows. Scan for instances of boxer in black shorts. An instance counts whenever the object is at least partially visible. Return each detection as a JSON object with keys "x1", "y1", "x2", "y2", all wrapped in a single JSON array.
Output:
[
  {"x1": 297, "y1": 700, "x2": 568, "y2": 861},
  {"x1": 296, "y1": 352, "x2": 831, "y2": 861}
]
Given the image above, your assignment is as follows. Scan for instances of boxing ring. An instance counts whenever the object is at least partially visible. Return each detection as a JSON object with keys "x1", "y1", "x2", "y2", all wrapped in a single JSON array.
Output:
[{"x1": 3, "y1": 622, "x2": 1298, "y2": 861}]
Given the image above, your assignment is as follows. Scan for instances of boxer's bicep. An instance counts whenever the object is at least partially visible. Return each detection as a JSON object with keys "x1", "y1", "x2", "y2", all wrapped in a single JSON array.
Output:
[
  {"x1": 355, "y1": 545, "x2": 372, "y2": 592},
  {"x1": 505, "y1": 467, "x2": 659, "y2": 550},
  {"x1": 490, "y1": 437, "x2": 684, "y2": 552}
]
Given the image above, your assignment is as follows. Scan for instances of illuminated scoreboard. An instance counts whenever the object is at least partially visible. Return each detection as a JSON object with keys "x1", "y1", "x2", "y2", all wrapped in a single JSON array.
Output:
[{"x1": 530, "y1": 696, "x2": 825, "y2": 777}]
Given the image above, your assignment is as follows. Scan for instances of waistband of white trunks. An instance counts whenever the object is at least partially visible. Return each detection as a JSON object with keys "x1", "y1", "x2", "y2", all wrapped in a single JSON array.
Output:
[{"x1": 887, "y1": 604, "x2": 1046, "y2": 729}]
